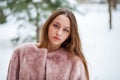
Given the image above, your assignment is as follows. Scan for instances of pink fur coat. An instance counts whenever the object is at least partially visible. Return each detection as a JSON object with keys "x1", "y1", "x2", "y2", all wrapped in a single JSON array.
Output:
[{"x1": 7, "y1": 43, "x2": 86, "y2": 80}]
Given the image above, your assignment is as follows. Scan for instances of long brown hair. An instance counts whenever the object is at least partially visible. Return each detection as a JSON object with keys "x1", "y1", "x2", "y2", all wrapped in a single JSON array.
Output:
[{"x1": 38, "y1": 8, "x2": 89, "y2": 80}]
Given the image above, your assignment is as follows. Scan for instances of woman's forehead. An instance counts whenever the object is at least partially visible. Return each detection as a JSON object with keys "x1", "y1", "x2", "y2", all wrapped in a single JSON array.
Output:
[{"x1": 52, "y1": 15, "x2": 70, "y2": 28}]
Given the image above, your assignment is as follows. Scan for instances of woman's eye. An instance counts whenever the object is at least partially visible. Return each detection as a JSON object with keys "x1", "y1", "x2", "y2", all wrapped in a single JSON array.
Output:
[
  {"x1": 64, "y1": 29, "x2": 69, "y2": 32},
  {"x1": 53, "y1": 24, "x2": 59, "y2": 28}
]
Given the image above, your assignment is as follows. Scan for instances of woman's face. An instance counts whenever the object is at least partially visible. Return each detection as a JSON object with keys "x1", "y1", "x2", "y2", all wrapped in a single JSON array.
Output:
[{"x1": 48, "y1": 15, "x2": 71, "y2": 47}]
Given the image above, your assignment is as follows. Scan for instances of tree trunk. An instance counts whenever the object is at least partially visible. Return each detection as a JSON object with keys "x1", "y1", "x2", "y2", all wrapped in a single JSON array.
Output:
[
  {"x1": 108, "y1": 0, "x2": 112, "y2": 30},
  {"x1": 36, "y1": 25, "x2": 40, "y2": 42}
]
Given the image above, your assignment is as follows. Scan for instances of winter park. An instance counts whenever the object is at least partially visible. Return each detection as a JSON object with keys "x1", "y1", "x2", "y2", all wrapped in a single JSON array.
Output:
[{"x1": 0, "y1": 0, "x2": 120, "y2": 80}]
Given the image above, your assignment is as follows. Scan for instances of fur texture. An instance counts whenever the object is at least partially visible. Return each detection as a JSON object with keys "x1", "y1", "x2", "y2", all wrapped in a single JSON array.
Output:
[{"x1": 7, "y1": 43, "x2": 86, "y2": 80}]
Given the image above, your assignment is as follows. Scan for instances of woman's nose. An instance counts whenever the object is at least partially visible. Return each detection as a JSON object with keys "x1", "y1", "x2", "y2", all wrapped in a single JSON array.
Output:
[{"x1": 56, "y1": 29, "x2": 62, "y2": 36}]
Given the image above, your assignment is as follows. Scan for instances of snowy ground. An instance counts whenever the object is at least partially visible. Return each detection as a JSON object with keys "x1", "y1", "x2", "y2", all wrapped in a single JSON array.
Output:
[{"x1": 0, "y1": 4, "x2": 120, "y2": 80}]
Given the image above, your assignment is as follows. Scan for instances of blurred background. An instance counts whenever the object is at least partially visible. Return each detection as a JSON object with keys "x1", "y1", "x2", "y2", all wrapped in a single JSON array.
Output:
[{"x1": 0, "y1": 0, "x2": 120, "y2": 80}]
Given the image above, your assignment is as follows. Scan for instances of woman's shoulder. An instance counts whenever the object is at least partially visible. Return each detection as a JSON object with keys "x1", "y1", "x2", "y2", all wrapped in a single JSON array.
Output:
[
  {"x1": 13, "y1": 43, "x2": 43, "y2": 53},
  {"x1": 14, "y1": 43, "x2": 35, "y2": 51},
  {"x1": 71, "y1": 55, "x2": 84, "y2": 67},
  {"x1": 14, "y1": 43, "x2": 47, "y2": 54}
]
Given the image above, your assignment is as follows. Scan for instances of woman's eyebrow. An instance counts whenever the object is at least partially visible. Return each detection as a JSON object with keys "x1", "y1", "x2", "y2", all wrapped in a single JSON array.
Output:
[
  {"x1": 54, "y1": 22, "x2": 60, "y2": 25},
  {"x1": 64, "y1": 27, "x2": 70, "y2": 29},
  {"x1": 54, "y1": 21, "x2": 70, "y2": 29}
]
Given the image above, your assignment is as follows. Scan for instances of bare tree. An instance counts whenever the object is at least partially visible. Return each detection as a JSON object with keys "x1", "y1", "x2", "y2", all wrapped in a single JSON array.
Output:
[
  {"x1": 108, "y1": 0, "x2": 112, "y2": 29},
  {"x1": 107, "y1": 0, "x2": 118, "y2": 30},
  {"x1": 0, "y1": 0, "x2": 77, "y2": 46}
]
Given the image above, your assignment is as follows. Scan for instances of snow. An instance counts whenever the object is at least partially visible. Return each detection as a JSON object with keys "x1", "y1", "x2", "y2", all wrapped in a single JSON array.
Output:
[
  {"x1": 0, "y1": 4, "x2": 120, "y2": 80},
  {"x1": 76, "y1": 4, "x2": 120, "y2": 80}
]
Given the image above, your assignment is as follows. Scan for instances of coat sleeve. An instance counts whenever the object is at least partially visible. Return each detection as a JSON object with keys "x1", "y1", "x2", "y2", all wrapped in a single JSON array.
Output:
[
  {"x1": 7, "y1": 48, "x2": 20, "y2": 80},
  {"x1": 78, "y1": 60, "x2": 87, "y2": 80},
  {"x1": 70, "y1": 57, "x2": 87, "y2": 80}
]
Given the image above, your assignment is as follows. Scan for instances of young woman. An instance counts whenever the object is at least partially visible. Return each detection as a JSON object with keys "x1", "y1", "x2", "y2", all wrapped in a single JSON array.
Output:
[{"x1": 7, "y1": 8, "x2": 89, "y2": 80}]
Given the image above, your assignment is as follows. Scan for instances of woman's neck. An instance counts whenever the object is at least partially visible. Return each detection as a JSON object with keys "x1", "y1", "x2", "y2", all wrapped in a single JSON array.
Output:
[{"x1": 47, "y1": 44, "x2": 61, "y2": 53}]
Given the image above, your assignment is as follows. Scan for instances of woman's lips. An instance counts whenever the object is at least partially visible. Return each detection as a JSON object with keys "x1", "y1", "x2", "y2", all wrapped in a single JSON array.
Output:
[{"x1": 53, "y1": 36, "x2": 60, "y2": 40}]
